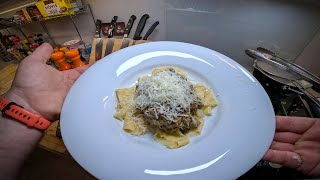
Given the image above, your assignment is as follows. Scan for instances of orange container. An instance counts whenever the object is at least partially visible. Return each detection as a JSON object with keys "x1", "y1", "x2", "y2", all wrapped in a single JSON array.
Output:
[
  {"x1": 51, "y1": 51, "x2": 71, "y2": 71},
  {"x1": 65, "y1": 49, "x2": 85, "y2": 68}
]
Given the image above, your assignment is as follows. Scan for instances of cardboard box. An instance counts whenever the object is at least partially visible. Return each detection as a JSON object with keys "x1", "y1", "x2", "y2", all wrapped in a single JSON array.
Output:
[
  {"x1": 35, "y1": 0, "x2": 74, "y2": 18},
  {"x1": 26, "y1": 6, "x2": 43, "y2": 21}
]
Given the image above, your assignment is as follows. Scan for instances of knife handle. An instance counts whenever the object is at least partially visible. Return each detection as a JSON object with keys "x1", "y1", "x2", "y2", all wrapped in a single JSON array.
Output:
[
  {"x1": 95, "y1": 19, "x2": 102, "y2": 38},
  {"x1": 143, "y1": 21, "x2": 159, "y2": 40},
  {"x1": 108, "y1": 16, "x2": 118, "y2": 38},
  {"x1": 110, "y1": 16, "x2": 118, "y2": 25},
  {"x1": 124, "y1": 15, "x2": 137, "y2": 38},
  {"x1": 133, "y1": 14, "x2": 150, "y2": 40}
]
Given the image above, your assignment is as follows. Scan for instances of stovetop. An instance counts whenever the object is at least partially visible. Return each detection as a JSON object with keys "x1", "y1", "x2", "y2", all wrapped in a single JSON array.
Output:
[{"x1": 237, "y1": 69, "x2": 315, "y2": 180}]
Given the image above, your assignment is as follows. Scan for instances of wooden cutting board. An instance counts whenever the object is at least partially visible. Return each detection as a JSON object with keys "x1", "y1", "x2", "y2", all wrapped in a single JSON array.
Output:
[
  {"x1": 39, "y1": 120, "x2": 70, "y2": 156},
  {"x1": 0, "y1": 64, "x2": 18, "y2": 96}
]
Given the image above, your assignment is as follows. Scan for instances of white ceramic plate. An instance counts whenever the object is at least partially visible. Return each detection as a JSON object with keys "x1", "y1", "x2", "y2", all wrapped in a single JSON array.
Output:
[{"x1": 61, "y1": 41, "x2": 275, "y2": 180}]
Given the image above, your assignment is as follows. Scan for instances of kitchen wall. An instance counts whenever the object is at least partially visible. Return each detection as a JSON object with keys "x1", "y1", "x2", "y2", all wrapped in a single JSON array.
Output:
[
  {"x1": 295, "y1": 28, "x2": 320, "y2": 75},
  {"x1": 1, "y1": 0, "x2": 320, "y2": 73}
]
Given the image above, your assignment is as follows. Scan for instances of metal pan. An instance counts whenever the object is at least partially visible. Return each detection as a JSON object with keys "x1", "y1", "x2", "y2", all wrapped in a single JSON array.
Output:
[
  {"x1": 246, "y1": 49, "x2": 320, "y2": 87},
  {"x1": 253, "y1": 60, "x2": 320, "y2": 117}
]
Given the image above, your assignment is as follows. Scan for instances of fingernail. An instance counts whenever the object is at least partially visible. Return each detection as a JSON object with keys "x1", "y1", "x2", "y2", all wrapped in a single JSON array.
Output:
[
  {"x1": 292, "y1": 154, "x2": 303, "y2": 166},
  {"x1": 269, "y1": 162, "x2": 282, "y2": 168}
]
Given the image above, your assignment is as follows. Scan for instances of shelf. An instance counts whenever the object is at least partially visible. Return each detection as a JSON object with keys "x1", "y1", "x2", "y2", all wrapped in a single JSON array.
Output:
[
  {"x1": 0, "y1": 0, "x2": 38, "y2": 16},
  {"x1": 0, "y1": 18, "x2": 17, "y2": 29},
  {"x1": 0, "y1": 5, "x2": 88, "y2": 30},
  {"x1": 0, "y1": 4, "x2": 94, "y2": 49}
]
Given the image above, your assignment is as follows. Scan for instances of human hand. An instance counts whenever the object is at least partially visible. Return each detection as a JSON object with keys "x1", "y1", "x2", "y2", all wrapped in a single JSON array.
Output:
[
  {"x1": 6, "y1": 43, "x2": 89, "y2": 121},
  {"x1": 263, "y1": 116, "x2": 320, "y2": 177}
]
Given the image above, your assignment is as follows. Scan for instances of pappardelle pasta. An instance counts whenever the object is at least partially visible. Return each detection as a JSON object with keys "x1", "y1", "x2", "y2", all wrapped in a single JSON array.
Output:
[{"x1": 114, "y1": 66, "x2": 217, "y2": 148}]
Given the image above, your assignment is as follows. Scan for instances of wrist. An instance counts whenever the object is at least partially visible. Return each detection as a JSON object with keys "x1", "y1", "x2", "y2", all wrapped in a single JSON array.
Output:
[
  {"x1": 4, "y1": 89, "x2": 40, "y2": 116},
  {"x1": 0, "y1": 94, "x2": 43, "y2": 142},
  {"x1": 2, "y1": 90, "x2": 52, "y2": 130},
  {"x1": 1, "y1": 90, "x2": 43, "y2": 133},
  {"x1": 4, "y1": 88, "x2": 58, "y2": 121},
  {"x1": 0, "y1": 96, "x2": 43, "y2": 180}
]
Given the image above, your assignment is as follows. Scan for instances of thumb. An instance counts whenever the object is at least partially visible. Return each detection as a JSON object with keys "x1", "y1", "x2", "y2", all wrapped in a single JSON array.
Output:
[
  {"x1": 73, "y1": 64, "x2": 90, "y2": 74},
  {"x1": 26, "y1": 43, "x2": 53, "y2": 64}
]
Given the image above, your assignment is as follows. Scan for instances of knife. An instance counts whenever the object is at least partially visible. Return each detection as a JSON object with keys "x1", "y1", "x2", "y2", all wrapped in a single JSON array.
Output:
[
  {"x1": 95, "y1": 19, "x2": 103, "y2": 60},
  {"x1": 101, "y1": 16, "x2": 118, "y2": 57},
  {"x1": 95, "y1": 19, "x2": 102, "y2": 38},
  {"x1": 142, "y1": 21, "x2": 159, "y2": 40},
  {"x1": 89, "y1": 19, "x2": 102, "y2": 64},
  {"x1": 123, "y1": 15, "x2": 137, "y2": 39},
  {"x1": 133, "y1": 14, "x2": 150, "y2": 40},
  {"x1": 121, "y1": 15, "x2": 137, "y2": 49},
  {"x1": 108, "y1": 16, "x2": 118, "y2": 38}
]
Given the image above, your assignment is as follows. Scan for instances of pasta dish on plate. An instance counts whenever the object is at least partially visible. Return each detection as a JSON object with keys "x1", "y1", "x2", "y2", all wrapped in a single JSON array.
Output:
[{"x1": 114, "y1": 66, "x2": 217, "y2": 148}]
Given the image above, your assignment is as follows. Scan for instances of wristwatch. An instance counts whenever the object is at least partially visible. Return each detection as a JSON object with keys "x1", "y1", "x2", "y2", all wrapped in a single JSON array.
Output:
[{"x1": 0, "y1": 98, "x2": 51, "y2": 130}]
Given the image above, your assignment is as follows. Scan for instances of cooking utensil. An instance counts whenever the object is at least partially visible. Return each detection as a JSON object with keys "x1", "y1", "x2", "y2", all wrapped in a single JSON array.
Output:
[
  {"x1": 121, "y1": 15, "x2": 137, "y2": 49},
  {"x1": 248, "y1": 47, "x2": 320, "y2": 117},
  {"x1": 142, "y1": 21, "x2": 159, "y2": 40},
  {"x1": 245, "y1": 49, "x2": 320, "y2": 87},
  {"x1": 101, "y1": 16, "x2": 118, "y2": 58},
  {"x1": 133, "y1": 14, "x2": 149, "y2": 40},
  {"x1": 257, "y1": 47, "x2": 320, "y2": 85},
  {"x1": 257, "y1": 47, "x2": 290, "y2": 61},
  {"x1": 101, "y1": 38, "x2": 113, "y2": 58},
  {"x1": 246, "y1": 49, "x2": 317, "y2": 96},
  {"x1": 89, "y1": 19, "x2": 103, "y2": 65},
  {"x1": 107, "y1": 17, "x2": 122, "y2": 53},
  {"x1": 123, "y1": 15, "x2": 136, "y2": 39},
  {"x1": 253, "y1": 61, "x2": 320, "y2": 117},
  {"x1": 108, "y1": 16, "x2": 118, "y2": 38},
  {"x1": 253, "y1": 62, "x2": 314, "y2": 117}
]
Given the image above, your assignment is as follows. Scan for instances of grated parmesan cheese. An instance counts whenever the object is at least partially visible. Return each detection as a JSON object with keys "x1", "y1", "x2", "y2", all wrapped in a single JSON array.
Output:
[{"x1": 135, "y1": 70, "x2": 198, "y2": 122}]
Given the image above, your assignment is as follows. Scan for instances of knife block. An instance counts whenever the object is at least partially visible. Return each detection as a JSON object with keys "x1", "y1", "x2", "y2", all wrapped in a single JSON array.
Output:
[{"x1": 89, "y1": 38, "x2": 150, "y2": 65}]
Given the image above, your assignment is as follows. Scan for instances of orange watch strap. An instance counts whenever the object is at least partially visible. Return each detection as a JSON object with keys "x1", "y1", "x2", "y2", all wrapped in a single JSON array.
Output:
[{"x1": 0, "y1": 98, "x2": 51, "y2": 130}]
